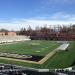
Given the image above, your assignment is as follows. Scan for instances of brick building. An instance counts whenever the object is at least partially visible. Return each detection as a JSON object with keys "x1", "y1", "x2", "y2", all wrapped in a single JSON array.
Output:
[{"x1": 0, "y1": 32, "x2": 16, "y2": 36}]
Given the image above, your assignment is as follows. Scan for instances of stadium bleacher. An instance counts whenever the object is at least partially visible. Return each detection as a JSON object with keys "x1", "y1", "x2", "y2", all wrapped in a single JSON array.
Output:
[
  {"x1": 0, "y1": 63, "x2": 74, "y2": 75},
  {"x1": 0, "y1": 35, "x2": 31, "y2": 44}
]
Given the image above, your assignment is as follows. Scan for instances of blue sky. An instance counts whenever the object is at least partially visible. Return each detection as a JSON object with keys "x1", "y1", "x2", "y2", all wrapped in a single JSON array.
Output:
[{"x1": 0, "y1": 0, "x2": 75, "y2": 30}]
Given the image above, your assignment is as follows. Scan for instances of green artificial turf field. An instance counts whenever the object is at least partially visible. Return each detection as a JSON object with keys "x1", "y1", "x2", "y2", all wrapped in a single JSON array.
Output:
[
  {"x1": 0, "y1": 40, "x2": 58, "y2": 56},
  {"x1": 0, "y1": 41, "x2": 74, "y2": 69}
]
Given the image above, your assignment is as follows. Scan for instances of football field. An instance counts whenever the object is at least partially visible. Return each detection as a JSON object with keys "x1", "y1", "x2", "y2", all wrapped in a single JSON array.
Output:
[
  {"x1": 0, "y1": 40, "x2": 74, "y2": 69},
  {"x1": 0, "y1": 40, "x2": 58, "y2": 56}
]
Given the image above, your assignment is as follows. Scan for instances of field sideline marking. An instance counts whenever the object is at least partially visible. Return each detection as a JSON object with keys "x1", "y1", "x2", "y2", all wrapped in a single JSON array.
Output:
[
  {"x1": 38, "y1": 48, "x2": 58, "y2": 64},
  {"x1": 0, "y1": 48, "x2": 57, "y2": 65}
]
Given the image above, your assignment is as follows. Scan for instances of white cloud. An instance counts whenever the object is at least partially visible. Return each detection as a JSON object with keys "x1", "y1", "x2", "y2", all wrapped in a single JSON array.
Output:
[
  {"x1": 48, "y1": 0, "x2": 75, "y2": 4},
  {"x1": 50, "y1": 12, "x2": 70, "y2": 20},
  {"x1": 29, "y1": 12, "x2": 75, "y2": 21},
  {"x1": 48, "y1": 12, "x2": 75, "y2": 21},
  {"x1": 0, "y1": 19, "x2": 75, "y2": 31},
  {"x1": 0, "y1": 12, "x2": 75, "y2": 30}
]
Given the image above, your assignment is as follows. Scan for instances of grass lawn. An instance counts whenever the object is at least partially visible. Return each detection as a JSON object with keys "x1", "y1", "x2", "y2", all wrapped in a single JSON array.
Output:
[{"x1": 0, "y1": 41, "x2": 74, "y2": 69}]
